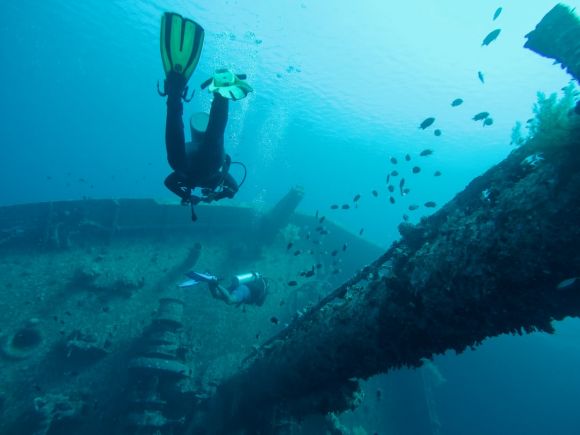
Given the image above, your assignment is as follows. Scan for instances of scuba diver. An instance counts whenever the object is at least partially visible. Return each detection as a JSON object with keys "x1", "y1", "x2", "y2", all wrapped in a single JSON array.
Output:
[
  {"x1": 180, "y1": 271, "x2": 269, "y2": 307},
  {"x1": 158, "y1": 12, "x2": 252, "y2": 221}
]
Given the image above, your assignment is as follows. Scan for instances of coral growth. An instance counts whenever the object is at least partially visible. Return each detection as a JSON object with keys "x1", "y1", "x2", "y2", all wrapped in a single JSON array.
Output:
[{"x1": 514, "y1": 82, "x2": 580, "y2": 149}]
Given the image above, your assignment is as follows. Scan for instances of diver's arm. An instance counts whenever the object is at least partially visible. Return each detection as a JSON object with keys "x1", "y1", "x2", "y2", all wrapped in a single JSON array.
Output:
[
  {"x1": 209, "y1": 173, "x2": 239, "y2": 202},
  {"x1": 209, "y1": 282, "x2": 236, "y2": 305},
  {"x1": 205, "y1": 94, "x2": 229, "y2": 145}
]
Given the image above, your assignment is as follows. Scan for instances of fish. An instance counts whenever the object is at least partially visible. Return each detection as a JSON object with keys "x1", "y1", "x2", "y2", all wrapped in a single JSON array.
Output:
[
  {"x1": 287, "y1": 281, "x2": 298, "y2": 287},
  {"x1": 408, "y1": 204, "x2": 419, "y2": 211},
  {"x1": 434, "y1": 129, "x2": 442, "y2": 137},
  {"x1": 332, "y1": 269, "x2": 341, "y2": 275},
  {"x1": 405, "y1": 154, "x2": 411, "y2": 161},
  {"x1": 342, "y1": 243, "x2": 348, "y2": 252},
  {"x1": 388, "y1": 185, "x2": 395, "y2": 193},
  {"x1": 493, "y1": 7, "x2": 503, "y2": 21},
  {"x1": 286, "y1": 242, "x2": 293, "y2": 250},
  {"x1": 478, "y1": 71, "x2": 485, "y2": 84},
  {"x1": 483, "y1": 118, "x2": 494, "y2": 126},
  {"x1": 320, "y1": 229, "x2": 329, "y2": 235},
  {"x1": 451, "y1": 98, "x2": 463, "y2": 107},
  {"x1": 420, "y1": 149, "x2": 433, "y2": 157},
  {"x1": 372, "y1": 190, "x2": 379, "y2": 197},
  {"x1": 419, "y1": 117, "x2": 435, "y2": 129},
  {"x1": 473, "y1": 112, "x2": 490, "y2": 121},
  {"x1": 389, "y1": 196, "x2": 395, "y2": 204},
  {"x1": 316, "y1": 263, "x2": 323, "y2": 269},
  {"x1": 359, "y1": 228, "x2": 364, "y2": 236},
  {"x1": 391, "y1": 170, "x2": 399, "y2": 176},
  {"x1": 482, "y1": 29, "x2": 501, "y2": 46},
  {"x1": 412, "y1": 166, "x2": 421, "y2": 174},
  {"x1": 557, "y1": 277, "x2": 578, "y2": 289},
  {"x1": 390, "y1": 156, "x2": 398, "y2": 164},
  {"x1": 402, "y1": 214, "x2": 409, "y2": 222},
  {"x1": 434, "y1": 170, "x2": 442, "y2": 177},
  {"x1": 353, "y1": 194, "x2": 361, "y2": 202},
  {"x1": 304, "y1": 270, "x2": 315, "y2": 278},
  {"x1": 294, "y1": 250, "x2": 302, "y2": 256},
  {"x1": 256, "y1": 332, "x2": 261, "y2": 339},
  {"x1": 399, "y1": 178, "x2": 406, "y2": 195},
  {"x1": 270, "y1": 316, "x2": 279, "y2": 324},
  {"x1": 403, "y1": 188, "x2": 410, "y2": 195},
  {"x1": 331, "y1": 250, "x2": 338, "y2": 257},
  {"x1": 341, "y1": 204, "x2": 350, "y2": 210},
  {"x1": 330, "y1": 204, "x2": 339, "y2": 210},
  {"x1": 424, "y1": 201, "x2": 437, "y2": 208},
  {"x1": 386, "y1": 174, "x2": 391, "y2": 184}
]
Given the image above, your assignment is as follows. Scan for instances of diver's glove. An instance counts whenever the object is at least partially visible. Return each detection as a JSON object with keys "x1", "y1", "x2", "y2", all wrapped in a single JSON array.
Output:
[{"x1": 200, "y1": 69, "x2": 253, "y2": 101}]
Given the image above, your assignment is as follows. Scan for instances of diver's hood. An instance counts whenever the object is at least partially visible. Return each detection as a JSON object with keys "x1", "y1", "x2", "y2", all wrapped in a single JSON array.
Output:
[{"x1": 190, "y1": 112, "x2": 209, "y2": 140}]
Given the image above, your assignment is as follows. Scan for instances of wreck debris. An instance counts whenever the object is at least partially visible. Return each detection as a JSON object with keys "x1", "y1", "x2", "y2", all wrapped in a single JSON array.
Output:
[
  {"x1": 31, "y1": 393, "x2": 85, "y2": 435},
  {"x1": 259, "y1": 186, "x2": 305, "y2": 243},
  {"x1": 63, "y1": 330, "x2": 111, "y2": 364},
  {"x1": 1, "y1": 318, "x2": 43, "y2": 360},
  {"x1": 124, "y1": 290, "x2": 194, "y2": 433}
]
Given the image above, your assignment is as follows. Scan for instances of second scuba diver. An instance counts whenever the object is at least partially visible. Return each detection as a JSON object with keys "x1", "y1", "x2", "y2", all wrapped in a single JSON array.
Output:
[
  {"x1": 180, "y1": 271, "x2": 269, "y2": 307},
  {"x1": 158, "y1": 12, "x2": 253, "y2": 220}
]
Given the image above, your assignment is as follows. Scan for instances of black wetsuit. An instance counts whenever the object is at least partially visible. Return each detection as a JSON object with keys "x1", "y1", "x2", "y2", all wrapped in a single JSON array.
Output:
[{"x1": 164, "y1": 77, "x2": 238, "y2": 203}]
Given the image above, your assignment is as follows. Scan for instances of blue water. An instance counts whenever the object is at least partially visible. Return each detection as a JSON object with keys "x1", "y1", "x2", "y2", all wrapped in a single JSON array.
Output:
[{"x1": 1, "y1": 1, "x2": 579, "y2": 434}]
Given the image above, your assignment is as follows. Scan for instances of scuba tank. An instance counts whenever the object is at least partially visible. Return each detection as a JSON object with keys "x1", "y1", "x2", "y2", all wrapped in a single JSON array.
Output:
[
  {"x1": 231, "y1": 272, "x2": 268, "y2": 306},
  {"x1": 231, "y1": 272, "x2": 263, "y2": 287}
]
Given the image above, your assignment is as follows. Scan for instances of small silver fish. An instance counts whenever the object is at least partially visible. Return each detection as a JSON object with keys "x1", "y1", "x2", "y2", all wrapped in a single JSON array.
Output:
[
  {"x1": 419, "y1": 117, "x2": 435, "y2": 129},
  {"x1": 399, "y1": 178, "x2": 405, "y2": 195},
  {"x1": 473, "y1": 112, "x2": 490, "y2": 121},
  {"x1": 557, "y1": 277, "x2": 578, "y2": 289},
  {"x1": 482, "y1": 29, "x2": 501, "y2": 46}
]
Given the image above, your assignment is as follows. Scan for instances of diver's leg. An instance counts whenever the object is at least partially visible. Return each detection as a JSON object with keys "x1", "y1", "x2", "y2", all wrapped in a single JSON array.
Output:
[
  {"x1": 164, "y1": 172, "x2": 190, "y2": 201},
  {"x1": 164, "y1": 72, "x2": 188, "y2": 173},
  {"x1": 204, "y1": 94, "x2": 229, "y2": 153}
]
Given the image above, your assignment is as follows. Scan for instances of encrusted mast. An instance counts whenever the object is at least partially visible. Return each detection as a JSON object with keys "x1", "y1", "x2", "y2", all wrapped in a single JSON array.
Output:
[
  {"x1": 196, "y1": 113, "x2": 580, "y2": 435},
  {"x1": 525, "y1": 3, "x2": 580, "y2": 83}
]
